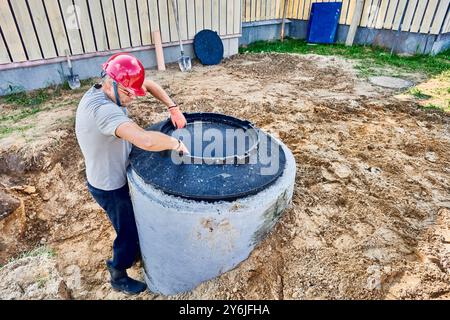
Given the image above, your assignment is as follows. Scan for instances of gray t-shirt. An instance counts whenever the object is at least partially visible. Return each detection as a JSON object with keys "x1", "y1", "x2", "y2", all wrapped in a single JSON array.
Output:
[{"x1": 75, "y1": 85, "x2": 133, "y2": 191}]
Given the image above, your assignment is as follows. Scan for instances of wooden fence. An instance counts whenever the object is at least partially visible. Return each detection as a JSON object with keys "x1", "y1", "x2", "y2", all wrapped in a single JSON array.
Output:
[
  {"x1": 1, "y1": 0, "x2": 448, "y2": 65},
  {"x1": 243, "y1": 0, "x2": 450, "y2": 34},
  {"x1": 0, "y1": 0, "x2": 242, "y2": 64}
]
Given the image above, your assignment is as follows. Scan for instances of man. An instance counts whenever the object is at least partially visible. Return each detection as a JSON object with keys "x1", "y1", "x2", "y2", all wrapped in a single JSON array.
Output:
[{"x1": 75, "y1": 53, "x2": 189, "y2": 295}]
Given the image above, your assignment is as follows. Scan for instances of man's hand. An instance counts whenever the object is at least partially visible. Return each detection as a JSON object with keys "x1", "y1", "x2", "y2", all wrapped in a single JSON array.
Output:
[
  {"x1": 174, "y1": 139, "x2": 190, "y2": 155},
  {"x1": 169, "y1": 106, "x2": 187, "y2": 129}
]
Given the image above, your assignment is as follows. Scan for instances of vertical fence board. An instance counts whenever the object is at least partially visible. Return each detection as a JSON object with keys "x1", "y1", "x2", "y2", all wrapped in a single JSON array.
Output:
[
  {"x1": 303, "y1": 0, "x2": 312, "y2": 19},
  {"x1": 420, "y1": 0, "x2": 439, "y2": 33},
  {"x1": 212, "y1": 0, "x2": 220, "y2": 31},
  {"x1": 168, "y1": 0, "x2": 179, "y2": 42},
  {"x1": 299, "y1": 0, "x2": 306, "y2": 18},
  {"x1": 443, "y1": 3, "x2": 450, "y2": 32},
  {"x1": 269, "y1": 0, "x2": 274, "y2": 18},
  {"x1": 220, "y1": 0, "x2": 227, "y2": 35},
  {"x1": 360, "y1": 0, "x2": 372, "y2": 27},
  {"x1": 178, "y1": 0, "x2": 189, "y2": 40},
  {"x1": 87, "y1": 0, "x2": 108, "y2": 51},
  {"x1": 44, "y1": 0, "x2": 71, "y2": 56},
  {"x1": 340, "y1": 0, "x2": 349, "y2": 24},
  {"x1": 368, "y1": 0, "x2": 381, "y2": 28},
  {"x1": 234, "y1": 0, "x2": 241, "y2": 33},
  {"x1": 401, "y1": 0, "x2": 418, "y2": 31},
  {"x1": 126, "y1": 0, "x2": 142, "y2": 47},
  {"x1": 286, "y1": 0, "x2": 295, "y2": 19},
  {"x1": 137, "y1": 0, "x2": 151, "y2": 45},
  {"x1": 302, "y1": 0, "x2": 308, "y2": 18},
  {"x1": 383, "y1": 0, "x2": 399, "y2": 29},
  {"x1": 113, "y1": 0, "x2": 131, "y2": 47},
  {"x1": 264, "y1": 0, "x2": 269, "y2": 19},
  {"x1": 0, "y1": 28, "x2": 10, "y2": 64},
  {"x1": 268, "y1": 0, "x2": 275, "y2": 19},
  {"x1": 294, "y1": 0, "x2": 301, "y2": 18},
  {"x1": 261, "y1": 0, "x2": 266, "y2": 20},
  {"x1": 244, "y1": 0, "x2": 250, "y2": 21},
  {"x1": 74, "y1": 0, "x2": 96, "y2": 53},
  {"x1": 227, "y1": 0, "x2": 234, "y2": 33},
  {"x1": 28, "y1": 0, "x2": 57, "y2": 58},
  {"x1": 256, "y1": 0, "x2": 265, "y2": 21},
  {"x1": 147, "y1": 0, "x2": 159, "y2": 34},
  {"x1": 204, "y1": 0, "x2": 212, "y2": 30},
  {"x1": 60, "y1": 0, "x2": 83, "y2": 54},
  {"x1": 273, "y1": 0, "x2": 281, "y2": 19},
  {"x1": 158, "y1": 0, "x2": 171, "y2": 42},
  {"x1": 283, "y1": 0, "x2": 289, "y2": 19},
  {"x1": 392, "y1": 0, "x2": 407, "y2": 29},
  {"x1": 186, "y1": 0, "x2": 195, "y2": 38},
  {"x1": 101, "y1": 0, "x2": 120, "y2": 49},
  {"x1": 410, "y1": 0, "x2": 429, "y2": 33},
  {"x1": 430, "y1": 0, "x2": 449, "y2": 34},
  {"x1": 375, "y1": 0, "x2": 390, "y2": 28},
  {"x1": 346, "y1": 0, "x2": 357, "y2": 25},
  {"x1": 195, "y1": 0, "x2": 204, "y2": 32},
  {"x1": 255, "y1": 0, "x2": 260, "y2": 20},
  {"x1": 10, "y1": 0, "x2": 42, "y2": 60},
  {"x1": 275, "y1": 0, "x2": 281, "y2": 19},
  {"x1": 148, "y1": 0, "x2": 160, "y2": 43}
]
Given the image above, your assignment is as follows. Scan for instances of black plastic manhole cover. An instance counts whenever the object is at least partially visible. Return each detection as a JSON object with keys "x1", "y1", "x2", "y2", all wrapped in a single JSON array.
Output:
[{"x1": 129, "y1": 113, "x2": 287, "y2": 201}]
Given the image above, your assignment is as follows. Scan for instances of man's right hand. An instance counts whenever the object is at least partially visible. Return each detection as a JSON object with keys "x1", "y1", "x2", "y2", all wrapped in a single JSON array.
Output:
[{"x1": 173, "y1": 138, "x2": 189, "y2": 155}]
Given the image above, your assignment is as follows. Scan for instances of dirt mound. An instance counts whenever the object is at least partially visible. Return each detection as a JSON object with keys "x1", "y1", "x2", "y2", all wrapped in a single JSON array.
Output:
[
  {"x1": 0, "y1": 53, "x2": 449, "y2": 299},
  {"x1": 225, "y1": 53, "x2": 354, "y2": 93},
  {"x1": 0, "y1": 248, "x2": 72, "y2": 300}
]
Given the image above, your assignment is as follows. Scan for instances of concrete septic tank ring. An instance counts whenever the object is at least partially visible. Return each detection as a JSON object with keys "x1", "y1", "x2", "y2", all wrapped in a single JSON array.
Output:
[
  {"x1": 127, "y1": 113, "x2": 296, "y2": 295},
  {"x1": 368, "y1": 76, "x2": 414, "y2": 89}
]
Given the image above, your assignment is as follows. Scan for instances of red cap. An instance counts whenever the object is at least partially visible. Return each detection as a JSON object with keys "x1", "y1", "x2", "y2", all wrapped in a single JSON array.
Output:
[{"x1": 102, "y1": 53, "x2": 146, "y2": 96}]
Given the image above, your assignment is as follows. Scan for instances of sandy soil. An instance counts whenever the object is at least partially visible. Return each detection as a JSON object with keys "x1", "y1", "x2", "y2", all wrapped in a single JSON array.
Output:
[{"x1": 0, "y1": 53, "x2": 449, "y2": 300}]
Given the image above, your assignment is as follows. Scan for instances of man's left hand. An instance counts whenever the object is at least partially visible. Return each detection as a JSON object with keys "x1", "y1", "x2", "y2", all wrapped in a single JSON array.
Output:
[{"x1": 169, "y1": 106, "x2": 187, "y2": 129}]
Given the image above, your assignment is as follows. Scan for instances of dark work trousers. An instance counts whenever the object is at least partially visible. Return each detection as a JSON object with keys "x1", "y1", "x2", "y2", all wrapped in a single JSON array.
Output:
[{"x1": 87, "y1": 182, "x2": 139, "y2": 271}]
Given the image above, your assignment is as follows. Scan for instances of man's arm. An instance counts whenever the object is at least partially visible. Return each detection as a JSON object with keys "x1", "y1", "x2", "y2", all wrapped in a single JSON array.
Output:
[
  {"x1": 143, "y1": 79, "x2": 175, "y2": 108},
  {"x1": 116, "y1": 121, "x2": 189, "y2": 153},
  {"x1": 143, "y1": 79, "x2": 187, "y2": 129}
]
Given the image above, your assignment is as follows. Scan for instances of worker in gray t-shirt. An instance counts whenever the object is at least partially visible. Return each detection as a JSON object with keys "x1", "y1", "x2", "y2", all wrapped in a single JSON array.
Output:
[{"x1": 75, "y1": 53, "x2": 188, "y2": 295}]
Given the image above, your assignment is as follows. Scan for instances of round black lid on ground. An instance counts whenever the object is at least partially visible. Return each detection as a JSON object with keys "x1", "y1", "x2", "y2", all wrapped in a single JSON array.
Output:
[
  {"x1": 129, "y1": 113, "x2": 286, "y2": 202},
  {"x1": 193, "y1": 29, "x2": 224, "y2": 65}
]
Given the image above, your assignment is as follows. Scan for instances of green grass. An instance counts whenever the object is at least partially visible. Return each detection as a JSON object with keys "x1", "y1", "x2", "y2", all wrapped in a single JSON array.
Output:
[
  {"x1": 36, "y1": 277, "x2": 48, "y2": 289},
  {"x1": 408, "y1": 88, "x2": 432, "y2": 99},
  {"x1": 0, "y1": 78, "x2": 94, "y2": 108},
  {"x1": 0, "y1": 124, "x2": 33, "y2": 137},
  {"x1": 0, "y1": 81, "x2": 90, "y2": 130},
  {"x1": 240, "y1": 39, "x2": 450, "y2": 76},
  {"x1": 0, "y1": 106, "x2": 42, "y2": 122},
  {"x1": 0, "y1": 246, "x2": 56, "y2": 270},
  {"x1": 1, "y1": 90, "x2": 49, "y2": 106},
  {"x1": 421, "y1": 103, "x2": 443, "y2": 111}
]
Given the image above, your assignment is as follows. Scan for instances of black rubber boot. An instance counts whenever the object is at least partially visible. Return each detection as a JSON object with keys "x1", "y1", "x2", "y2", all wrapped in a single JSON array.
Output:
[{"x1": 106, "y1": 260, "x2": 147, "y2": 295}]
